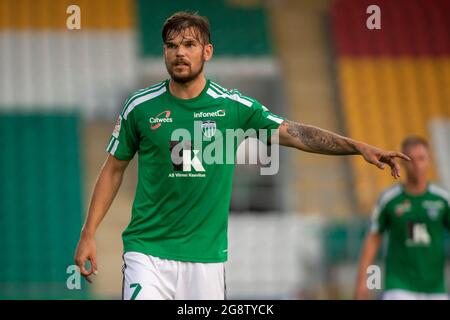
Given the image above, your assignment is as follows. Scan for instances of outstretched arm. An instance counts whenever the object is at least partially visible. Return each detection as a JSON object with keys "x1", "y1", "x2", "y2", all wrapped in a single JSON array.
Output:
[{"x1": 276, "y1": 120, "x2": 410, "y2": 178}]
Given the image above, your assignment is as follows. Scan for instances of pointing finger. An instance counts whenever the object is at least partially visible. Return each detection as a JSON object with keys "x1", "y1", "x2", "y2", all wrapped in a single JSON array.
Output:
[{"x1": 391, "y1": 151, "x2": 410, "y2": 161}]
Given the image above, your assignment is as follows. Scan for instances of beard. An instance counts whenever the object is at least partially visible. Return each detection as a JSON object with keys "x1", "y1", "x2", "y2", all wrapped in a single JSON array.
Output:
[{"x1": 165, "y1": 58, "x2": 204, "y2": 84}]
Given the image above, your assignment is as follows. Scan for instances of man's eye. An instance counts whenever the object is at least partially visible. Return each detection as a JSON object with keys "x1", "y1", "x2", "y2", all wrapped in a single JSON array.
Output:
[{"x1": 167, "y1": 43, "x2": 176, "y2": 49}]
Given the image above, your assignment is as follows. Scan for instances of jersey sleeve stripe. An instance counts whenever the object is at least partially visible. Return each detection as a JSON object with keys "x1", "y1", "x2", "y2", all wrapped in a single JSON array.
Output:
[
  {"x1": 122, "y1": 82, "x2": 166, "y2": 116},
  {"x1": 106, "y1": 136, "x2": 115, "y2": 152},
  {"x1": 267, "y1": 114, "x2": 284, "y2": 124},
  {"x1": 210, "y1": 81, "x2": 229, "y2": 93},
  {"x1": 123, "y1": 81, "x2": 165, "y2": 105},
  {"x1": 229, "y1": 89, "x2": 256, "y2": 104},
  {"x1": 378, "y1": 184, "x2": 402, "y2": 210},
  {"x1": 229, "y1": 93, "x2": 253, "y2": 107},
  {"x1": 369, "y1": 184, "x2": 402, "y2": 233},
  {"x1": 369, "y1": 206, "x2": 381, "y2": 233},
  {"x1": 209, "y1": 83, "x2": 233, "y2": 98},
  {"x1": 211, "y1": 81, "x2": 254, "y2": 103},
  {"x1": 209, "y1": 82, "x2": 254, "y2": 106},
  {"x1": 429, "y1": 184, "x2": 450, "y2": 202},
  {"x1": 207, "y1": 87, "x2": 254, "y2": 107},
  {"x1": 207, "y1": 87, "x2": 232, "y2": 101},
  {"x1": 123, "y1": 86, "x2": 167, "y2": 119},
  {"x1": 110, "y1": 139, "x2": 120, "y2": 156}
]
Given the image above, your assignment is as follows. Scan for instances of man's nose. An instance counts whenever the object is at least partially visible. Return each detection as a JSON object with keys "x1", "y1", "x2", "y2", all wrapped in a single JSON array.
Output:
[{"x1": 175, "y1": 46, "x2": 186, "y2": 56}]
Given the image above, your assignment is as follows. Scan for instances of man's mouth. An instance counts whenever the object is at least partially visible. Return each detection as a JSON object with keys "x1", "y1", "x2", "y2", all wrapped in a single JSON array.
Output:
[{"x1": 174, "y1": 61, "x2": 190, "y2": 67}]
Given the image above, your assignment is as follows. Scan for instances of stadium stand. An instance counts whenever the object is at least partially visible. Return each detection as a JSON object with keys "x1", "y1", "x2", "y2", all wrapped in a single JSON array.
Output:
[
  {"x1": 0, "y1": 113, "x2": 87, "y2": 299},
  {"x1": 136, "y1": 0, "x2": 272, "y2": 57},
  {"x1": 270, "y1": 0, "x2": 355, "y2": 217},
  {"x1": 430, "y1": 119, "x2": 450, "y2": 191},
  {"x1": 0, "y1": 0, "x2": 138, "y2": 119},
  {"x1": 332, "y1": 0, "x2": 450, "y2": 212}
]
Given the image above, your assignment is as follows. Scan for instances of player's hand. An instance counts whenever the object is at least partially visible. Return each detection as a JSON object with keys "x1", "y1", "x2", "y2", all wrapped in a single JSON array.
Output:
[
  {"x1": 74, "y1": 232, "x2": 98, "y2": 283},
  {"x1": 358, "y1": 143, "x2": 410, "y2": 179},
  {"x1": 355, "y1": 280, "x2": 370, "y2": 300}
]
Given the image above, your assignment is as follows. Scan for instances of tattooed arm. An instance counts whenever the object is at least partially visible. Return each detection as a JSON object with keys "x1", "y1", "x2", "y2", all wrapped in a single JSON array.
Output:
[
  {"x1": 276, "y1": 120, "x2": 410, "y2": 178},
  {"x1": 278, "y1": 120, "x2": 360, "y2": 155}
]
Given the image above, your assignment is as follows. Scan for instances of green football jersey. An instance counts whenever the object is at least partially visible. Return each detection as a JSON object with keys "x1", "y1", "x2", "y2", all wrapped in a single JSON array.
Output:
[
  {"x1": 370, "y1": 183, "x2": 450, "y2": 293},
  {"x1": 106, "y1": 79, "x2": 285, "y2": 262}
]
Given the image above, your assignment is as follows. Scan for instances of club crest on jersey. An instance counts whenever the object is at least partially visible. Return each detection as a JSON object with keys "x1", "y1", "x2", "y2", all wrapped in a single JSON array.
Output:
[
  {"x1": 423, "y1": 200, "x2": 444, "y2": 220},
  {"x1": 201, "y1": 120, "x2": 216, "y2": 138},
  {"x1": 149, "y1": 110, "x2": 172, "y2": 130}
]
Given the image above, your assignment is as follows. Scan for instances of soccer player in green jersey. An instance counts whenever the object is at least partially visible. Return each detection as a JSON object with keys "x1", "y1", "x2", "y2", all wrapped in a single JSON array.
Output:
[
  {"x1": 355, "y1": 136, "x2": 450, "y2": 300},
  {"x1": 74, "y1": 11, "x2": 409, "y2": 299}
]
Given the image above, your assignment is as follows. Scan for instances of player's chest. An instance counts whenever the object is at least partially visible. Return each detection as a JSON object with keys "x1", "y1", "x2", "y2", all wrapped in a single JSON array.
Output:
[
  {"x1": 136, "y1": 105, "x2": 236, "y2": 145},
  {"x1": 389, "y1": 198, "x2": 446, "y2": 224}
]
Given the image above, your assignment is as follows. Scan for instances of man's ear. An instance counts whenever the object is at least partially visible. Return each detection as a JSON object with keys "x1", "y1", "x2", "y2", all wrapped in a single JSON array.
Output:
[{"x1": 203, "y1": 44, "x2": 213, "y2": 62}]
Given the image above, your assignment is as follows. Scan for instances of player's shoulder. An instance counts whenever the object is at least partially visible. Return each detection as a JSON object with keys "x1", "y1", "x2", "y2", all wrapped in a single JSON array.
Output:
[
  {"x1": 121, "y1": 81, "x2": 168, "y2": 119},
  {"x1": 428, "y1": 183, "x2": 449, "y2": 202},
  {"x1": 377, "y1": 184, "x2": 404, "y2": 207},
  {"x1": 207, "y1": 80, "x2": 258, "y2": 108}
]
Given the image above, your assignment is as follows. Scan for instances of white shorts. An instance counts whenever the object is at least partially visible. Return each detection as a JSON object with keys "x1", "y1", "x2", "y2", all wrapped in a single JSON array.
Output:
[
  {"x1": 383, "y1": 289, "x2": 449, "y2": 300},
  {"x1": 122, "y1": 251, "x2": 226, "y2": 300}
]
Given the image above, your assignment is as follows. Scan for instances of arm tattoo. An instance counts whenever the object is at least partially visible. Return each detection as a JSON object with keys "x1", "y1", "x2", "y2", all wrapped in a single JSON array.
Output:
[{"x1": 283, "y1": 120, "x2": 359, "y2": 155}]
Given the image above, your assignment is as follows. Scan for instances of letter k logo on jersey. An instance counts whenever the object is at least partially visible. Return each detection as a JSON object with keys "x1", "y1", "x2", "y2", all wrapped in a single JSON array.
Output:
[
  {"x1": 183, "y1": 149, "x2": 204, "y2": 172},
  {"x1": 169, "y1": 140, "x2": 205, "y2": 172}
]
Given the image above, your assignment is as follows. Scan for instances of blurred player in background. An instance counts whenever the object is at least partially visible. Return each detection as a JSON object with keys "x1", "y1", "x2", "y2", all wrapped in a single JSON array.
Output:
[
  {"x1": 74, "y1": 11, "x2": 409, "y2": 300},
  {"x1": 355, "y1": 136, "x2": 450, "y2": 300}
]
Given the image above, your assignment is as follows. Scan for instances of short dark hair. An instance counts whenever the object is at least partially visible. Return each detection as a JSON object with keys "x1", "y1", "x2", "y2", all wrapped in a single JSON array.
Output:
[
  {"x1": 401, "y1": 135, "x2": 429, "y2": 153},
  {"x1": 162, "y1": 11, "x2": 211, "y2": 45}
]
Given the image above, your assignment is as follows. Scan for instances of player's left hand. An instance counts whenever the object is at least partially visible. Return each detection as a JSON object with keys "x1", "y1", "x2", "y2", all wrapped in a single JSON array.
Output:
[{"x1": 358, "y1": 143, "x2": 411, "y2": 179}]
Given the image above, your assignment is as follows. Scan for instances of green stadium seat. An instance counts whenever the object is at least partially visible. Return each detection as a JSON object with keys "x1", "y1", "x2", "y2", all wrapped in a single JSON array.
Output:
[
  {"x1": 136, "y1": 0, "x2": 272, "y2": 57},
  {"x1": 0, "y1": 113, "x2": 88, "y2": 299}
]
